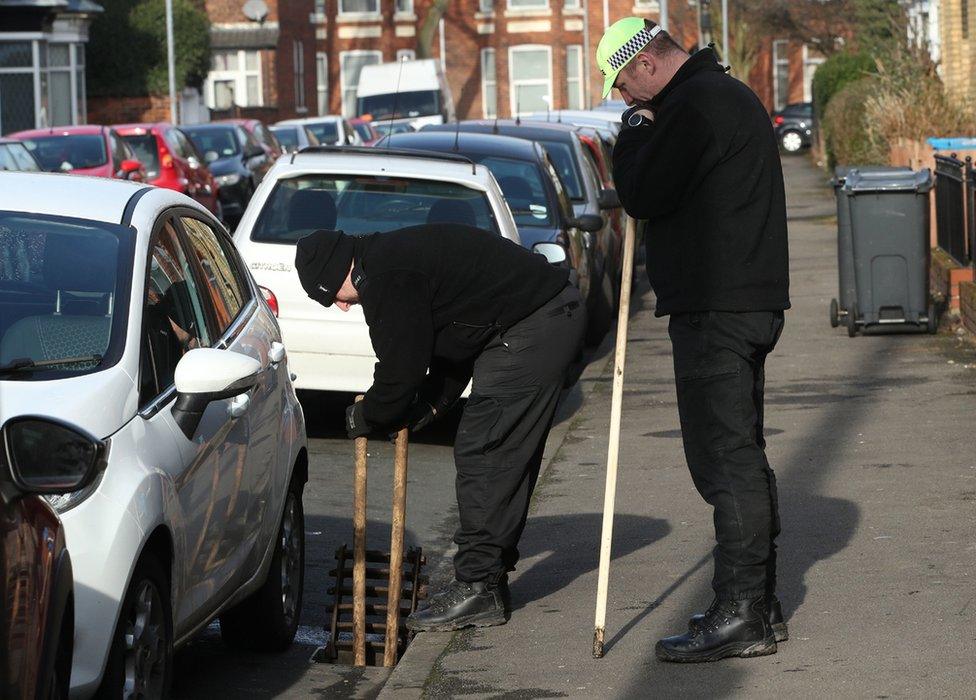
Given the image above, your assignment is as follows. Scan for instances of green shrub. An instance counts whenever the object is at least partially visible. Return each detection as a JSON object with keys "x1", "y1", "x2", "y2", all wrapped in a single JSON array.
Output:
[
  {"x1": 821, "y1": 77, "x2": 889, "y2": 167},
  {"x1": 811, "y1": 52, "x2": 876, "y2": 120}
]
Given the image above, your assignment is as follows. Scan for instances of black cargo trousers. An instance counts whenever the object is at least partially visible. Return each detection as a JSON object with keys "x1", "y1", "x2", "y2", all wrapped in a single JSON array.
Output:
[
  {"x1": 452, "y1": 283, "x2": 586, "y2": 584},
  {"x1": 668, "y1": 310, "x2": 785, "y2": 600}
]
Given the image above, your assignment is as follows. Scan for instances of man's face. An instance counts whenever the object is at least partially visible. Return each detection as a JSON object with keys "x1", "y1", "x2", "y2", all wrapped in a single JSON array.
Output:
[
  {"x1": 614, "y1": 53, "x2": 659, "y2": 107},
  {"x1": 333, "y1": 265, "x2": 360, "y2": 312}
]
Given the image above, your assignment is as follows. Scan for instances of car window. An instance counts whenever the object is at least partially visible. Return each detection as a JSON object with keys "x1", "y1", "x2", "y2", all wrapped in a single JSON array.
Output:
[
  {"x1": 579, "y1": 146, "x2": 603, "y2": 196},
  {"x1": 477, "y1": 156, "x2": 554, "y2": 227},
  {"x1": 109, "y1": 131, "x2": 128, "y2": 170},
  {"x1": 542, "y1": 155, "x2": 574, "y2": 221},
  {"x1": 0, "y1": 144, "x2": 21, "y2": 171},
  {"x1": 122, "y1": 134, "x2": 161, "y2": 178},
  {"x1": 179, "y1": 216, "x2": 249, "y2": 337},
  {"x1": 240, "y1": 127, "x2": 260, "y2": 154},
  {"x1": 538, "y1": 139, "x2": 583, "y2": 201},
  {"x1": 140, "y1": 218, "x2": 213, "y2": 403},
  {"x1": 251, "y1": 174, "x2": 501, "y2": 243},
  {"x1": 175, "y1": 130, "x2": 203, "y2": 162},
  {"x1": 163, "y1": 130, "x2": 186, "y2": 159},
  {"x1": 271, "y1": 127, "x2": 299, "y2": 152},
  {"x1": 183, "y1": 127, "x2": 241, "y2": 161},
  {"x1": 255, "y1": 124, "x2": 278, "y2": 152},
  {"x1": 9, "y1": 144, "x2": 40, "y2": 171},
  {"x1": 21, "y1": 134, "x2": 107, "y2": 171},
  {"x1": 304, "y1": 127, "x2": 321, "y2": 146},
  {"x1": 344, "y1": 121, "x2": 357, "y2": 144},
  {"x1": 305, "y1": 121, "x2": 339, "y2": 145}
]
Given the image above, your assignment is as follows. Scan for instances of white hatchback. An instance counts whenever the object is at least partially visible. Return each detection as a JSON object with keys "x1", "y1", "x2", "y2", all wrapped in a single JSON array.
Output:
[
  {"x1": 233, "y1": 146, "x2": 522, "y2": 394},
  {"x1": 0, "y1": 172, "x2": 308, "y2": 698}
]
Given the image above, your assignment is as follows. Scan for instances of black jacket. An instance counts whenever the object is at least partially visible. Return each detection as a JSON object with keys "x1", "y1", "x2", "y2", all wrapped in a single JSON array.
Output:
[
  {"x1": 612, "y1": 48, "x2": 790, "y2": 316},
  {"x1": 354, "y1": 224, "x2": 569, "y2": 429}
]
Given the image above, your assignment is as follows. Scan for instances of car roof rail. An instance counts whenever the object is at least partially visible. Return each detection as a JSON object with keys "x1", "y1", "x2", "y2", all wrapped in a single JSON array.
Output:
[{"x1": 293, "y1": 144, "x2": 477, "y2": 173}]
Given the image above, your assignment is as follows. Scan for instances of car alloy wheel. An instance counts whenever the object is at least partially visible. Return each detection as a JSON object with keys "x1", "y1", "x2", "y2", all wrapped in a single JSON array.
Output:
[
  {"x1": 280, "y1": 492, "x2": 302, "y2": 627},
  {"x1": 122, "y1": 580, "x2": 167, "y2": 700},
  {"x1": 781, "y1": 131, "x2": 804, "y2": 153}
]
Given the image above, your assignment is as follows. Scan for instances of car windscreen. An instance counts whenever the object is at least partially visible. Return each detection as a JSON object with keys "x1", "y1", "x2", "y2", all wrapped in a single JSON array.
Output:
[
  {"x1": 21, "y1": 135, "x2": 107, "y2": 172},
  {"x1": 121, "y1": 134, "x2": 160, "y2": 178},
  {"x1": 304, "y1": 122, "x2": 339, "y2": 145},
  {"x1": 538, "y1": 140, "x2": 583, "y2": 201},
  {"x1": 358, "y1": 90, "x2": 440, "y2": 121},
  {"x1": 373, "y1": 122, "x2": 415, "y2": 136},
  {"x1": 352, "y1": 122, "x2": 373, "y2": 142},
  {"x1": 0, "y1": 143, "x2": 40, "y2": 172},
  {"x1": 270, "y1": 127, "x2": 299, "y2": 151},
  {"x1": 182, "y1": 127, "x2": 240, "y2": 162},
  {"x1": 0, "y1": 212, "x2": 135, "y2": 380},
  {"x1": 250, "y1": 175, "x2": 501, "y2": 243},
  {"x1": 477, "y1": 156, "x2": 554, "y2": 227}
]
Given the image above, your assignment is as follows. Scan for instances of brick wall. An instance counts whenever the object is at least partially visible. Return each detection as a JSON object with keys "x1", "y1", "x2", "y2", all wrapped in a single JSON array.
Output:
[
  {"x1": 940, "y1": 0, "x2": 975, "y2": 102},
  {"x1": 88, "y1": 95, "x2": 172, "y2": 125}
]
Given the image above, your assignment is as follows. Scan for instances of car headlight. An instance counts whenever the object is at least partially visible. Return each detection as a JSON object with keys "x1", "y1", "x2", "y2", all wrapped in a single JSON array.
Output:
[{"x1": 217, "y1": 173, "x2": 241, "y2": 186}]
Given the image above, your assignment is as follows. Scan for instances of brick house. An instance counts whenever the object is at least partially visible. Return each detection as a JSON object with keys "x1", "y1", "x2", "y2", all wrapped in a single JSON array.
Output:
[{"x1": 939, "y1": 0, "x2": 975, "y2": 101}]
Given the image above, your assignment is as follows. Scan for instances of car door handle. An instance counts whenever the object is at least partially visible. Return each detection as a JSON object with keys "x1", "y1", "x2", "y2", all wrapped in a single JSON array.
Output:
[
  {"x1": 228, "y1": 393, "x2": 250, "y2": 418},
  {"x1": 269, "y1": 341, "x2": 286, "y2": 366}
]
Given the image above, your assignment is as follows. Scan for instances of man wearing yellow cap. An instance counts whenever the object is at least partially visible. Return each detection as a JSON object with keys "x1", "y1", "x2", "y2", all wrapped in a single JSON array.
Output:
[{"x1": 597, "y1": 18, "x2": 791, "y2": 663}]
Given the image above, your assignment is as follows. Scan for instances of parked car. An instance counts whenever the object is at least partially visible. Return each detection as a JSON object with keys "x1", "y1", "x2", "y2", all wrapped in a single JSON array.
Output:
[
  {"x1": 356, "y1": 58, "x2": 455, "y2": 131},
  {"x1": 8, "y1": 126, "x2": 146, "y2": 182},
  {"x1": 522, "y1": 110, "x2": 622, "y2": 139},
  {"x1": 349, "y1": 117, "x2": 380, "y2": 146},
  {"x1": 372, "y1": 121, "x2": 417, "y2": 138},
  {"x1": 380, "y1": 130, "x2": 598, "y2": 338},
  {"x1": 772, "y1": 102, "x2": 814, "y2": 154},
  {"x1": 0, "y1": 138, "x2": 42, "y2": 172},
  {"x1": 270, "y1": 123, "x2": 320, "y2": 154},
  {"x1": 182, "y1": 123, "x2": 273, "y2": 225},
  {"x1": 0, "y1": 172, "x2": 308, "y2": 698},
  {"x1": 233, "y1": 145, "x2": 524, "y2": 394},
  {"x1": 1, "y1": 417, "x2": 101, "y2": 699},
  {"x1": 274, "y1": 116, "x2": 361, "y2": 147},
  {"x1": 115, "y1": 122, "x2": 222, "y2": 219},
  {"x1": 425, "y1": 120, "x2": 620, "y2": 343},
  {"x1": 216, "y1": 118, "x2": 284, "y2": 161}
]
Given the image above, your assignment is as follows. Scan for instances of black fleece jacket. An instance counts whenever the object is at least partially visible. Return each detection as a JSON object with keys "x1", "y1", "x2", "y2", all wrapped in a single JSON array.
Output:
[
  {"x1": 353, "y1": 224, "x2": 569, "y2": 429},
  {"x1": 612, "y1": 48, "x2": 790, "y2": 316}
]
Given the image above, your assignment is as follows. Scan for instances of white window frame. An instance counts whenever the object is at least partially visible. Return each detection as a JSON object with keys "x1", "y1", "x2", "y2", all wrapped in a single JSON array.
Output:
[
  {"x1": 339, "y1": 49, "x2": 382, "y2": 118},
  {"x1": 565, "y1": 45, "x2": 583, "y2": 110},
  {"x1": 316, "y1": 51, "x2": 328, "y2": 115},
  {"x1": 508, "y1": 44, "x2": 552, "y2": 116},
  {"x1": 801, "y1": 44, "x2": 824, "y2": 104},
  {"x1": 564, "y1": 0, "x2": 582, "y2": 8},
  {"x1": 338, "y1": 0, "x2": 380, "y2": 19},
  {"x1": 206, "y1": 49, "x2": 263, "y2": 109},
  {"x1": 507, "y1": 0, "x2": 549, "y2": 10},
  {"x1": 481, "y1": 47, "x2": 497, "y2": 118},
  {"x1": 772, "y1": 39, "x2": 789, "y2": 112},
  {"x1": 478, "y1": 0, "x2": 495, "y2": 12},
  {"x1": 293, "y1": 40, "x2": 306, "y2": 111},
  {"x1": 0, "y1": 37, "x2": 87, "y2": 133}
]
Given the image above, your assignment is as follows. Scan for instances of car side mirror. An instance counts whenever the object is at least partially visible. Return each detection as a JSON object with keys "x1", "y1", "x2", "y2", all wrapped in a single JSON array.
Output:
[
  {"x1": 120, "y1": 159, "x2": 143, "y2": 181},
  {"x1": 171, "y1": 348, "x2": 262, "y2": 439},
  {"x1": 571, "y1": 213, "x2": 604, "y2": 233},
  {"x1": 533, "y1": 241, "x2": 568, "y2": 265},
  {"x1": 2, "y1": 417, "x2": 103, "y2": 495},
  {"x1": 598, "y1": 188, "x2": 621, "y2": 210}
]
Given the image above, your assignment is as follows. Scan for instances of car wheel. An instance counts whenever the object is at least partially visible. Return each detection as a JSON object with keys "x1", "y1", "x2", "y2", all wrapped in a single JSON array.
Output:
[
  {"x1": 95, "y1": 555, "x2": 172, "y2": 700},
  {"x1": 219, "y1": 479, "x2": 305, "y2": 652},
  {"x1": 584, "y1": 264, "x2": 615, "y2": 347},
  {"x1": 780, "y1": 130, "x2": 804, "y2": 154}
]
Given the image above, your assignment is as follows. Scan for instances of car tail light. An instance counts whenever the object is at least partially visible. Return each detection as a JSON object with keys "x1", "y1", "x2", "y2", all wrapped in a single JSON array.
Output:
[
  {"x1": 158, "y1": 139, "x2": 175, "y2": 171},
  {"x1": 259, "y1": 285, "x2": 278, "y2": 317},
  {"x1": 773, "y1": 115, "x2": 785, "y2": 125}
]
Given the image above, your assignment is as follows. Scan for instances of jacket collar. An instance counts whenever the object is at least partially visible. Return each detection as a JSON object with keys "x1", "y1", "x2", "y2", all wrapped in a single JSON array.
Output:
[
  {"x1": 351, "y1": 234, "x2": 375, "y2": 290},
  {"x1": 649, "y1": 47, "x2": 725, "y2": 110}
]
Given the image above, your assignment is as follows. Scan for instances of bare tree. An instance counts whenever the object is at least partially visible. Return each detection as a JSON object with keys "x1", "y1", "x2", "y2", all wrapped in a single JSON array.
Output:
[
  {"x1": 754, "y1": 0, "x2": 853, "y2": 57},
  {"x1": 417, "y1": 0, "x2": 450, "y2": 59}
]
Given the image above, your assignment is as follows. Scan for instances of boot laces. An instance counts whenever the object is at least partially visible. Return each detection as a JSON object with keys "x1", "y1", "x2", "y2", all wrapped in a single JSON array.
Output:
[
  {"x1": 699, "y1": 599, "x2": 736, "y2": 634},
  {"x1": 428, "y1": 580, "x2": 474, "y2": 611}
]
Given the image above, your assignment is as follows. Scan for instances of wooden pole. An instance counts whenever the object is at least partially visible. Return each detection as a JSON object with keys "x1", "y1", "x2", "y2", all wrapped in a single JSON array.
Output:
[
  {"x1": 593, "y1": 216, "x2": 637, "y2": 658},
  {"x1": 353, "y1": 395, "x2": 368, "y2": 667},
  {"x1": 384, "y1": 427, "x2": 409, "y2": 667}
]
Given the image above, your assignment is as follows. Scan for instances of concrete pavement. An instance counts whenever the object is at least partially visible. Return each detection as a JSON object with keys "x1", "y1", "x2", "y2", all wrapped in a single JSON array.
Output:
[{"x1": 381, "y1": 154, "x2": 976, "y2": 698}]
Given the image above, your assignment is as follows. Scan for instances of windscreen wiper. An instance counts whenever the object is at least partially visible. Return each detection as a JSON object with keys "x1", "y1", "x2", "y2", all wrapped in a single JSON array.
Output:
[{"x1": 0, "y1": 354, "x2": 103, "y2": 374}]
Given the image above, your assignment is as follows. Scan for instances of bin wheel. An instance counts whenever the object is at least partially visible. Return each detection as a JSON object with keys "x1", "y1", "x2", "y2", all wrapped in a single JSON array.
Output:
[
  {"x1": 847, "y1": 303, "x2": 858, "y2": 338},
  {"x1": 829, "y1": 298, "x2": 840, "y2": 328},
  {"x1": 927, "y1": 302, "x2": 938, "y2": 334}
]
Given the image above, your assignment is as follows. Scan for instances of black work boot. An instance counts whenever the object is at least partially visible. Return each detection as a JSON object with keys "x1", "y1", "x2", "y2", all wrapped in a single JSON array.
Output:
[
  {"x1": 689, "y1": 595, "x2": 788, "y2": 642},
  {"x1": 655, "y1": 596, "x2": 776, "y2": 663},
  {"x1": 405, "y1": 579, "x2": 509, "y2": 632}
]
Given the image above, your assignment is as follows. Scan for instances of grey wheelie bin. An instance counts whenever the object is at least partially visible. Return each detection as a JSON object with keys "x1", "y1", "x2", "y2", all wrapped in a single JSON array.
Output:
[
  {"x1": 830, "y1": 166, "x2": 914, "y2": 328},
  {"x1": 840, "y1": 168, "x2": 935, "y2": 337}
]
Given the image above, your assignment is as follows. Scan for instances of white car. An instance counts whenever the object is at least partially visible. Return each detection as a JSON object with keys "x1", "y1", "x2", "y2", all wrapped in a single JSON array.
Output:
[
  {"x1": 233, "y1": 146, "x2": 522, "y2": 394},
  {"x1": 0, "y1": 172, "x2": 308, "y2": 698},
  {"x1": 274, "y1": 115, "x2": 362, "y2": 147}
]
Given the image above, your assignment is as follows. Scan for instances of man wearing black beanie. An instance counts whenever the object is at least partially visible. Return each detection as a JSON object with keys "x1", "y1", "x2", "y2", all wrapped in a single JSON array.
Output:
[{"x1": 295, "y1": 223, "x2": 586, "y2": 631}]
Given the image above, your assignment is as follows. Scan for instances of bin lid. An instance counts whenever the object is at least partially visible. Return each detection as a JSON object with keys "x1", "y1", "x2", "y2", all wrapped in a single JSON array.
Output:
[
  {"x1": 832, "y1": 165, "x2": 914, "y2": 187},
  {"x1": 842, "y1": 167, "x2": 933, "y2": 193},
  {"x1": 927, "y1": 137, "x2": 976, "y2": 151}
]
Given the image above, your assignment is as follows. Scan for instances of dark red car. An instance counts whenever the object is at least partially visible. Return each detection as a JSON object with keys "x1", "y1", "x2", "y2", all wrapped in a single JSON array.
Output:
[
  {"x1": 8, "y1": 126, "x2": 146, "y2": 181},
  {"x1": 1, "y1": 416, "x2": 103, "y2": 699},
  {"x1": 215, "y1": 118, "x2": 283, "y2": 161},
  {"x1": 114, "y1": 122, "x2": 222, "y2": 219}
]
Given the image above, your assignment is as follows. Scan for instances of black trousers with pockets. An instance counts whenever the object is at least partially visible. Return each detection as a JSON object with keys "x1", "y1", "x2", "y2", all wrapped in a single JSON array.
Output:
[
  {"x1": 668, "y1": 310, "x2": 785, "y2": 600},
  {"x1": 452, "y1": 284, "x2": 586, "y2": 584}
]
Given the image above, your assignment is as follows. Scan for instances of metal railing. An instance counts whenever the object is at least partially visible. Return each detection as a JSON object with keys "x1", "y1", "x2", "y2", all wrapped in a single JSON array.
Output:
[{"x1": 934, "y1": 153, "x2": 968, "y2": 265}]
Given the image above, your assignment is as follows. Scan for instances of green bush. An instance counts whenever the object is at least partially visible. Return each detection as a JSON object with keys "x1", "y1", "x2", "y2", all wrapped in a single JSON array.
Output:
[
  {"x1": 88, "y1": 0, "x2": 210, "y2": 97},
  {"x1": 811, "y1": 52, "x2": 876, "y2": 120},
  {"x1": 821, "y1": 77, "x2": 889, "y2": 167}
]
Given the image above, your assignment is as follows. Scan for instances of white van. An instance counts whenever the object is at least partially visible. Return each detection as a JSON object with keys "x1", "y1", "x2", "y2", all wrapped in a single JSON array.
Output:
[{"x1": 356, "y1": 58, "x2": 455, "y2": 131}]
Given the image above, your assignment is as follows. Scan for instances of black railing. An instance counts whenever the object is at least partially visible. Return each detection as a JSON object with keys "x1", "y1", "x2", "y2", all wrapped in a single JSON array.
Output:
[
  {"x1": 934, "y1": 153, "x2": 967, "y2": 264},
  {"x1": 967, "y1": 158, "x2": 976, "y2": 272}
]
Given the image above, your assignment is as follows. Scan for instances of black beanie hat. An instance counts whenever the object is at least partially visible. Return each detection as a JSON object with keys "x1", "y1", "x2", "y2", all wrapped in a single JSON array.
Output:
[{"x1": 294, "y1": 229, "x2": 356, "y2": 307}]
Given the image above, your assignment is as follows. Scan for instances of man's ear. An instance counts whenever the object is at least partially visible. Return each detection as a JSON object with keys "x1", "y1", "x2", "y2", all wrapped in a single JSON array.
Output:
[{"x1": 633, "y1": 51, "x2": 655, "y2": 75}]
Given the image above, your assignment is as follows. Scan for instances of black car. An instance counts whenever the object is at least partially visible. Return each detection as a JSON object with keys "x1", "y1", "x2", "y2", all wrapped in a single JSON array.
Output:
[
  {"x1": 182, "y1": 123, "x2": 273, "y2": 224},
  {"x1": 382, "y1": 131, "x2": 603, "y2": 341},
  {"x1": 424, "y1": 121, "x2": 621, "y2": 343},
  {"x1": 772, "y1": 102, "x2": 814, "y2": 154}
]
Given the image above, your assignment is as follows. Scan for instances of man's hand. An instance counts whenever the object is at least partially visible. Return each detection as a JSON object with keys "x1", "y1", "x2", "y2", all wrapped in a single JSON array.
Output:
[
  {"x1": 406, "y1": 399, "x2": 437, "y2": 433},
  {"x1": 345, "y1": 401, "x2": 370, "y2": 439}
]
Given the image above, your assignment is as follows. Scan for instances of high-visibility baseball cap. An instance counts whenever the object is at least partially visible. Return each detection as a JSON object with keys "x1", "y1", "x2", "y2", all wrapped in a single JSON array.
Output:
[{"x1": 596, "y1": 17, "x2": 663, "y2": 99}]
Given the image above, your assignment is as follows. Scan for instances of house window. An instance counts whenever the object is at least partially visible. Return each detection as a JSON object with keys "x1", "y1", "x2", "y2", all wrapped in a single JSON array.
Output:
[
  {"x1": 481, "y1": 48, "x2": 497, "y2": 118},
  {"x1": 314, "y1": 0, "x2": 325, "y2": 13},
  {"x1": 772, "y1": 39, "x2": 789, "y2": 112},
  {"x1": 508, "y1": 0, "x2": 548, "y2": 9},
  {"x1": 0, "y1": 40, "x2": 88, "y2": 135},
  {"x1": 564, "y1": 0, "x2": 581, "y2": 8},
  {"x1": 316, "y1": 52, "x2": 328, "y2": 115},
  {"x1": 802, "y1": 45, "x2": 824, "y2": 104},
  {"x1": 509, "y1": 45, "x2": 551, "y2": 115},
  {"x1": 396, "y1": 49, "x2": 416, "y2": 62},
  {"x1": 340, "y1": 50, "x2": 382, "y2": 117},
  {"x1": 206, "y1": 49, "x2": 262, "y2": 110},
  {"x1": 396, "y1": 0, "x2": 414, "y2": 13},
  {"x1": 565, "y1": 45, "x2": 583, "y2": 109},
  {"x1": 46, "y1": 44, "x2": 72, "y2": 126},
  {"x1": 294, "y1": 40, "x2": 306, "y2": 110},
  {"x1": 479, "y1": 0, "x2": 495, "y2": 11},
  {"x1": 339, "y1": 0, "x2": 379, "y2": 15}
]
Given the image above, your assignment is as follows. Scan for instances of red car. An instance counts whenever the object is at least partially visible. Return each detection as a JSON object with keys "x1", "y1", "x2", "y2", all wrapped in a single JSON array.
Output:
[
  {"x1": 215, "y1": 118, "x2": 283, "y2": 160},
  {"x1": 114, "y1": 122, "x2": 222, "y2": 219},
  {"x1": 8, "y1": 125, "x2": 146, "y2": 181}
]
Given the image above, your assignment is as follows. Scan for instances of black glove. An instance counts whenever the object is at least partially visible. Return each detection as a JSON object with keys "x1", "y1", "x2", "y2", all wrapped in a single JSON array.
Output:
[
  {"x1": 345, "y1": 401, "x2": 370, "y2": 439},
  {"x1": 406, "y1": 399, "x2": 437, "y2": 433}
]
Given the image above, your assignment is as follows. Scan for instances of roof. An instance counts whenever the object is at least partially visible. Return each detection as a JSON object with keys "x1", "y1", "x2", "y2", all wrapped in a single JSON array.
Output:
[
  {"x1": 7, "y1": 125, "x2": 106, "y2": 139},
  {"x1": 112, "y1": 122, "x2": 171, "y2": 134},
  {"x1": 210, "y1": 22, "x2": 279, "y2": 50},
  {"x1": 426, "y1": 120, "x2": 581, "y2": 143},
  {"x1": 276, "y1": 116, "x2": 343, "y2": 127},
  {"x1": 0, "y1": 172, "x2": 147, "y2": 224},
  {"x1": 181, "y1": 123, "x2": 237, "y2": 132},
  {"x1": 383, "y1": 131, "x2": 542, "y2": 162},
  {"x1": 282, "y1": 148, "x2": 491, "y2": 187}
]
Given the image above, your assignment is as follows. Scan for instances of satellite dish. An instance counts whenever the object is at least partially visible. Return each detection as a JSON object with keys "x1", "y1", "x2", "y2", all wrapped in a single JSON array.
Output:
[{"x1": 242, "y1": 0, "x2": 268, "y2": 22}]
